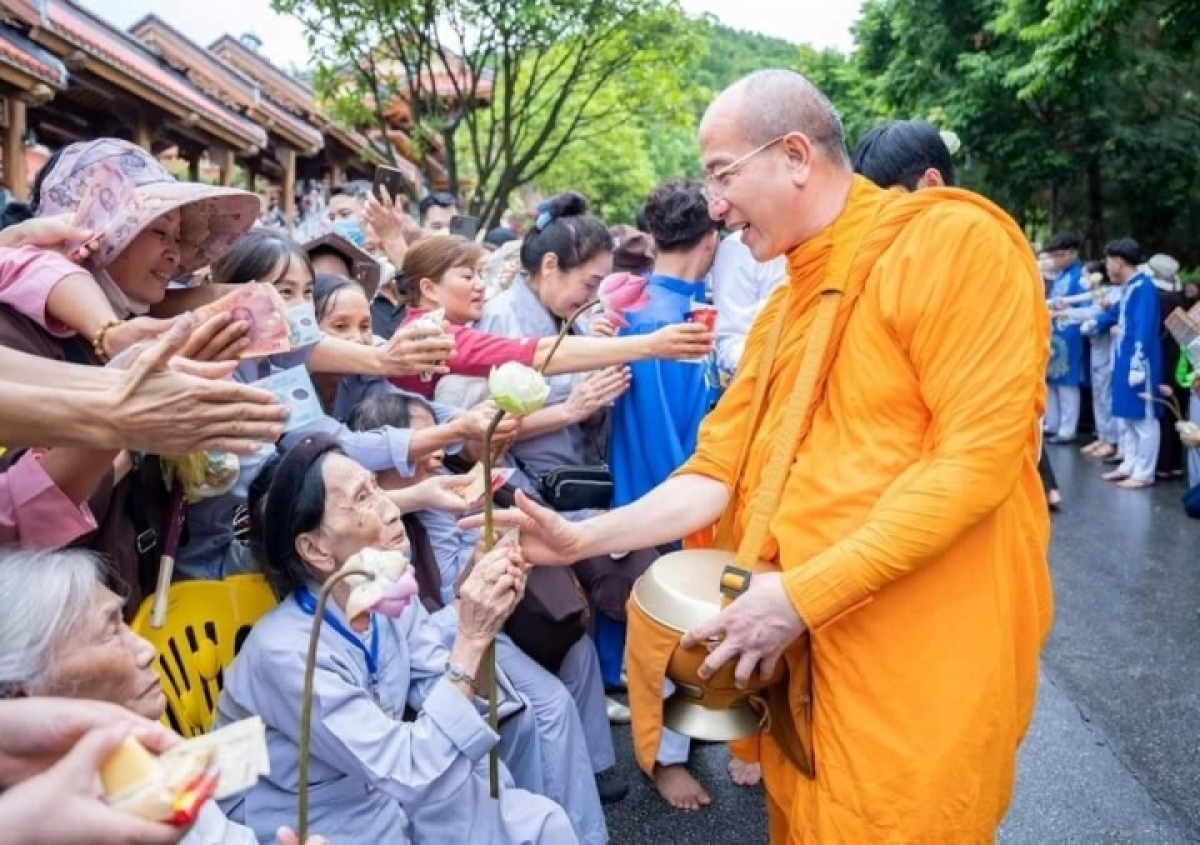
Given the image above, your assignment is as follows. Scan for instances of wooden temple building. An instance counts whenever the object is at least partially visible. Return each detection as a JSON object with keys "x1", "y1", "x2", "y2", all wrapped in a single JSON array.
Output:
[{"x1": 0, "y1": 0, "x2": 418, "y2": 223}]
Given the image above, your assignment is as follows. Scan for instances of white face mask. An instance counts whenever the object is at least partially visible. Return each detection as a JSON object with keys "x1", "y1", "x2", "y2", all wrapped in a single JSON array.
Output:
[{"x1": 95, "y1": 267, "x2": 150, "y2": 317}]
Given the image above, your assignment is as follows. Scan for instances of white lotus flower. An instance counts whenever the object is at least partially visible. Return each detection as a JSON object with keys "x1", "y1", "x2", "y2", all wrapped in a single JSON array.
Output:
[{"x1": 488, "y1": 362, "x2": 550, "y2": 415}]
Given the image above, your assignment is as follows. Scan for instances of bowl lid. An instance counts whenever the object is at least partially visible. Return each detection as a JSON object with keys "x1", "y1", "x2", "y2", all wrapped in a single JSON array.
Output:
[{"x1": 631, "y1": 549, "x2": 739, "y2": 632}]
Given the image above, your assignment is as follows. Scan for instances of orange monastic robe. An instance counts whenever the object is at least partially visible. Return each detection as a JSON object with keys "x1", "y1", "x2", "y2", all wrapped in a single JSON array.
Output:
[{"x1": 679, "y1": 178, "x2": 1053, "y2": 843}]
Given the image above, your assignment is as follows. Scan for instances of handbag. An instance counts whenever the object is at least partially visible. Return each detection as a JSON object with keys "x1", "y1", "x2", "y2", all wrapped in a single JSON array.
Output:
[{"x1": 539, "y1": 464, "x2": 613, "y2": 511}]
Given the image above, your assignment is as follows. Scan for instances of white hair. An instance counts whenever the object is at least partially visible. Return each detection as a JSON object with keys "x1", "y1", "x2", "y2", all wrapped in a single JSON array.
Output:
[{"x1": 0, "y1": 548, "x2": 102, "y2": 698}]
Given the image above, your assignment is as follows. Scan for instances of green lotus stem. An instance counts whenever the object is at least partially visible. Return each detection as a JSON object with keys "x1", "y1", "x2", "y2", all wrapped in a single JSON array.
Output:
[
  {"x1": 477, "y1": 295, "x2": 599, "y2": 799},
  {"x1": 539, "y1": 298, "x2": 601, "y2": 372},
  {"x1": 298, "y1": 568, "x2": 374, "y2": 844},
  {"x1": 1141, "y1": 392, "x2": 1184, "y2": 422}
]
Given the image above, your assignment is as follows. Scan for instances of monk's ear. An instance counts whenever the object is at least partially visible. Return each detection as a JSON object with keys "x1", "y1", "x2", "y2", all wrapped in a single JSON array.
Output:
[
  {"x1": 781, "y1": 132, "x2": 815, "y2": 186},
  {"x1": 296, "y1": 530, "x2": 336, "y2": 576}
]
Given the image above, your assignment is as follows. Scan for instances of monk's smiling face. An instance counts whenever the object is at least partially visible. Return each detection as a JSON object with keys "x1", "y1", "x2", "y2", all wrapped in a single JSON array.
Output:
[{"x1": 699, "y1": 99, "x2": 816, "y2": 263}]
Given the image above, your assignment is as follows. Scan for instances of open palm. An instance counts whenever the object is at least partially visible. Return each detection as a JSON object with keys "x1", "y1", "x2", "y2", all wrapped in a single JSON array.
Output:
[{"x1": 459, "y1": 489, "x2": 585, "y2": 565}]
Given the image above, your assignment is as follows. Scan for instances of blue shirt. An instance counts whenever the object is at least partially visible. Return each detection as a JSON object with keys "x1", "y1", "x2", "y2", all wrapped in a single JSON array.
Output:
[{"x1": 609, "y1": 274, "x2": 720, "y2": 507}]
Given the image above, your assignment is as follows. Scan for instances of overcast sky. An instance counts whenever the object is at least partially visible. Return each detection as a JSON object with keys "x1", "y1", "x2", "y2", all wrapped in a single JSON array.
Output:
[{"x1": 81, "y1": 0, "x2": 864, "y2": 71}]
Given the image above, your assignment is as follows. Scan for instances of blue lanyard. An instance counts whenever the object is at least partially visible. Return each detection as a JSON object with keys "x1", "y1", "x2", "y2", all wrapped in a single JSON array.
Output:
[{"x1": 294, "y1": 587, "x2": 380, "y2": 687}]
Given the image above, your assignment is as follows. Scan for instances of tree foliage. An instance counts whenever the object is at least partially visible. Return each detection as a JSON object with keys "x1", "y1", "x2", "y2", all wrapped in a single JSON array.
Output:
[
  {"x1": 854, "y1": 0, "x2": 1200, "y2": 263},
  {"x1": 274, "y1": 0, "x2": 696, "y2": 227}
]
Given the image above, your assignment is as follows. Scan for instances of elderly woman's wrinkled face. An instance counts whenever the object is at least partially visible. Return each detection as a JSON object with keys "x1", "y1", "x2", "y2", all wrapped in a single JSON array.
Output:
[
  {"x1": 40, "y1": 585, "x2": 164, "y2": 720},
  {"x1": 298, "y1": 454, "x2": 410, "y2": 576},
  {"x1": 537, "y1": 250, "x2": 612, "y2": 320},
  {"x1": 106, "y1": 209, "x2": 183, "y2": 306}
]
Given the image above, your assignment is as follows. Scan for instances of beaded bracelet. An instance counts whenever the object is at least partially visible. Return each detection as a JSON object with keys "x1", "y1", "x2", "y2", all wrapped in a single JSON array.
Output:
[{"x1": 91, "y1": 319, "x2": 122, "y2": 363}]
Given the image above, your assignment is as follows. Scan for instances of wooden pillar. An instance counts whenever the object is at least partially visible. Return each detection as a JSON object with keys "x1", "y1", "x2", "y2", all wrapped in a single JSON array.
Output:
[
  {"x1": 188, "y1": 154, "x2": 200, "y2": 183},
  {"x1": 217, "y1": 149, "x2": 235, "y2": 187},
  {"x1": 330, "y1": 161, "x2": 344, "y2": 187},
  {"x1": 244, "y1": 161, "x2": 258, "y2": 193},
  {"x1": 3, "y1": 98, "x2": 27, "y2": 200},
  {"x1": 132, "y1": 115, "x2": 153, "y2": 152},
  {"x1": 280, "y1": 146, "x2": 296, "y2": 235}
]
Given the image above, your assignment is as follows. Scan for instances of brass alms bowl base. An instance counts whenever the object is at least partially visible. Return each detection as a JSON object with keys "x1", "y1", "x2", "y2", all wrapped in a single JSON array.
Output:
[{"x1": 663, "y1": 691, "x2": 765, "y2": 742}]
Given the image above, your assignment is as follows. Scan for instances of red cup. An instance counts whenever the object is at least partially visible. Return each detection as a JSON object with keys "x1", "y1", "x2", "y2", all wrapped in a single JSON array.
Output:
[{"x1": 685, "y1": 305, "x2": 717, "y2": 331}]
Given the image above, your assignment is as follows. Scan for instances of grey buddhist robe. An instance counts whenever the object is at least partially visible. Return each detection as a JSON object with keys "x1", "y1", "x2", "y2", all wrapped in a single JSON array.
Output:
[{"x1": 215, "y1": 594, "x2": 577, "y2": 845}]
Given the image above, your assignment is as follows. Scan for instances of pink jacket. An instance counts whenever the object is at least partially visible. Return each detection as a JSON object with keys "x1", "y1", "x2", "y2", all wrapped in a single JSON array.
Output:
[{"x1": 0, "y1": 246, "x2": 98, "y2": 547}]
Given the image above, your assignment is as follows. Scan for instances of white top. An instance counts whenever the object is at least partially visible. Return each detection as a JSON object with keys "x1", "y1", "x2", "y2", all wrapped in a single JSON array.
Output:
[{"x1": 708, "y1": 231, "x2": 787, "y2": 373}]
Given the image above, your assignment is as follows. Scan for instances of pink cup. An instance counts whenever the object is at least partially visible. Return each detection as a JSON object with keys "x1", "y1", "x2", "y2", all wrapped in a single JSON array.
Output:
[{"x1": 685, "y1": 305, "x2": 717, "y2": 331}]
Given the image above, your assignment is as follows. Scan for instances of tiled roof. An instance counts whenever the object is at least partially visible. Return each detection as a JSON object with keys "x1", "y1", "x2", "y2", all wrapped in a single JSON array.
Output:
[
  {"x1": 130, "y1": 15, "x2": 321, "y2": 154},
  {"x1": 1, "y1": 0, "x2": 265, "y2": 149},
  {"x1": 0, "y1": 25, "x2": 67, "y2": 87}
]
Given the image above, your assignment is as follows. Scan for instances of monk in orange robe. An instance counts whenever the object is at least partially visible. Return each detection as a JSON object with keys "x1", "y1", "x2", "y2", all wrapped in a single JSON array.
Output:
[{"x1": 471, "y1": 69, "x2": 1053, "y2": 843}]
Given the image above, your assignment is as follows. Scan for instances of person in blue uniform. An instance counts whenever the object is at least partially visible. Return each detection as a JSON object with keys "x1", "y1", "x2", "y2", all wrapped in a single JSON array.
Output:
[
  {"x1": 1095, "y1": 238, "x2": 1162, "y2": 488},
  {"x1": 1044, "y1": 232, "x2": 1087, "y2": 444},
  {"x1": 608, "y1": 179, "x2": 721, "y2": 810}
]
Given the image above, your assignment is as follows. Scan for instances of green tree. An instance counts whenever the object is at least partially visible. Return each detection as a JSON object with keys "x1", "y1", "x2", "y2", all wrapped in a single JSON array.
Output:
[{"x1": 274, "y1": 0, "x2": 697, "y2": 228}]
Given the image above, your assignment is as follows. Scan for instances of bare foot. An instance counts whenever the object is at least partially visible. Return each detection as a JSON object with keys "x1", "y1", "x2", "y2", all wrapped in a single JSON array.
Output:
[
  {"x1": 1116, "y1": 478, "x2": 1153, "y2": 489},
  {"x1": 653, "y1": 764, "x2": 711, "y2": 811},
  {"x1": 1101, "y1": 470, "x2": 1129, "y2": 482},
  {"x1": 727, "y1": 758, "x2": 762, "y2": 787}
]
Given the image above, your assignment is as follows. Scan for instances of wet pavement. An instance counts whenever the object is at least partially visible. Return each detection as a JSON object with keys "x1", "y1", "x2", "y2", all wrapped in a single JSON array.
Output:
[{"x1": 604, "y1": 445, "x2": 1200, "y2": 844}]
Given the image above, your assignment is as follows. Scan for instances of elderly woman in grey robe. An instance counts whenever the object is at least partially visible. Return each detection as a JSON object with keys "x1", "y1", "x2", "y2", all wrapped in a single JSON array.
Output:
[
  {"x1": 214, "y1": 434, "x2": 576, "y2": 844},
  {"x1": 348, "y1": 390, "x2": 622, "y2": 831},
  {"x1": 0, "y1": 548, "x2": 324, "y2": 845}
]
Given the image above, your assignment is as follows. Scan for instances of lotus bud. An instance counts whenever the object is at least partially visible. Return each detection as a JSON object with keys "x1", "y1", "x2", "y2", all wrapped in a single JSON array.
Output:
[
  {"x1": 488, "y1": 362, "x2": 550, "y2": 415},
  {"x1": 341, "y1": 548, "x2": 419, "y2": 624}
]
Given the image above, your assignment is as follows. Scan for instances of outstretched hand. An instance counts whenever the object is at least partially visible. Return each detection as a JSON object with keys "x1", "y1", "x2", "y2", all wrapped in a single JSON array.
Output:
[{"x1": 458, "y1": 488, "x2": 586, "y2": 565}]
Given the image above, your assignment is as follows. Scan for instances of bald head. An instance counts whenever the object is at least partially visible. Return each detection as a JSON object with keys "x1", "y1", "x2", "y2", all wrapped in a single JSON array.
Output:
[{"x1": 705, "y1": 69, "x2": 850, "y2": 166}]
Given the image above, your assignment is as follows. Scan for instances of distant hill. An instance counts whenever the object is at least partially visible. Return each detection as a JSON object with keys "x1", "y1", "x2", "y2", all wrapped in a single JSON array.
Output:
[{"x1": 693, "y1": 22, "x2": 803, "y2": 100}]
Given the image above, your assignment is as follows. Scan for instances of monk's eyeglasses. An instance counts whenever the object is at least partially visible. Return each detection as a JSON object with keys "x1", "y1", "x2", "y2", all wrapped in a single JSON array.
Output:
[{"x1": 704, "y1": 135, "x2": 788, "y2": 201}]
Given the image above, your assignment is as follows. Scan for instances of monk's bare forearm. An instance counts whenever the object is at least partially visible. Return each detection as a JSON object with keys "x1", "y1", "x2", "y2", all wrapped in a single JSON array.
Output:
[{"x1": 575, "y1": 474, "x2": 728, "y2": 557}]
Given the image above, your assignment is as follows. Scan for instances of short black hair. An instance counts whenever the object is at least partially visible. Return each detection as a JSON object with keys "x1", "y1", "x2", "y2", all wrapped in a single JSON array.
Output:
[
  {"x1": 640, "y1": 179, "x2": 716, "y2": 253},
  {"x1": 419, "y1": 191, "x2": 458, "y2": 218},
  {"x1": 330, "y1": 183, "x2": 366, "y2": 200},
  {"x1": 313, "y1": 272, "x2": 362, "y2": 322},
  {"x1": 210, "y1": 228, "x2": 313, "y2": 287},
  {"x1": 851, "y1": 120, "x2": 956, "y2": 191},
  {"x1": 1044, "y1": 232, "x2": 1082, "y2": 253},
  {"x1": 1104, "y1": 237, "x2": 1142, "y2": 267},
  {"x1": 519, "y1": 191, "x2": 612, "y2": 277}
]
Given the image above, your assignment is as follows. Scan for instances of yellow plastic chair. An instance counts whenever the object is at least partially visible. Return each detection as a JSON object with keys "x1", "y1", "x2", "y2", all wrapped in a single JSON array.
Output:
[{"x1": 132, "y1": 574, "x2": 278, "y2": 737}]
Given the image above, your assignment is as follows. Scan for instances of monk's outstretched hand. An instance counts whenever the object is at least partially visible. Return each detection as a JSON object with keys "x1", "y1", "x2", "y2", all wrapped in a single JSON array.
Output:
[
  {"x1": 458, "y1": 489, "x2": 586, "y2": 565},
  {"x1": 682, "y1": 572, "x2": 807, "y2": 689}
]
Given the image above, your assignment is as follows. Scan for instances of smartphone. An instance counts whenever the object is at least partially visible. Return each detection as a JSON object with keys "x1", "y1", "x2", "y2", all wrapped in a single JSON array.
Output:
[
  {"x1": 449, "y1": 214, "x2": 480, "y2": 239},
  {"x1": 372, "y1": 164, "x2": 412, "y2": 204}
]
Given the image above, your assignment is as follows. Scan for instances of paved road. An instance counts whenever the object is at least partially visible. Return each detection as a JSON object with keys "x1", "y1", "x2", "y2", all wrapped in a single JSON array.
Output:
[{"x1": 603, "y1": 446, "x2": 1200, "y2": 844}]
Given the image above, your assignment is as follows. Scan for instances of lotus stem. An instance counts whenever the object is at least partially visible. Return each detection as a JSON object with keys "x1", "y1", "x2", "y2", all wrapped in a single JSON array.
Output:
[
  {"x1": 1141, "y1": 392, "x2": 1184, "y2": 422},
  {"x1": 298, "y1": 568, "x2": 374, "y2": 843},
  {"x1": 477, "y1": 296, "x2": 598, "y2": 799},
  {"x1": 539, "y1": 298, "x2": 601, "y2": 374}
]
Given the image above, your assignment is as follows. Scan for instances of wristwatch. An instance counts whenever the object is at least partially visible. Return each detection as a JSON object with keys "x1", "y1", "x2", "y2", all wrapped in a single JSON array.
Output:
[{"x1": 444, "y1": 660, "x2": 478, "y2": 693}]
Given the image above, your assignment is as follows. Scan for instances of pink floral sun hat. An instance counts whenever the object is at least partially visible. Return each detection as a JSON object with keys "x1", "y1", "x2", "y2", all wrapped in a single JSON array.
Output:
[{"x1": 36, "y1": 138, "x2": 260, "y2": 275}]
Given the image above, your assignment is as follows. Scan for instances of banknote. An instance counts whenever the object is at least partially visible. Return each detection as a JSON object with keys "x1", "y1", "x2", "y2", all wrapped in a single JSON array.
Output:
[
  {"x1": 459, "y1": 464, "x2": 516, "y2": 504},
  {"x1": 192, "y1": 283, "x2": 293, "y2": 358},
  {"x1": 160, "y1": 716, "x2": 270, "y2": 802}
]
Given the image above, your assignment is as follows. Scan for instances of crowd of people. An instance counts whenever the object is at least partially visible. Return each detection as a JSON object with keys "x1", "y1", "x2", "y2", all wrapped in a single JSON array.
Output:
[{"x1": 0, "y1": 67, "x2": 1193, "y2": 845}]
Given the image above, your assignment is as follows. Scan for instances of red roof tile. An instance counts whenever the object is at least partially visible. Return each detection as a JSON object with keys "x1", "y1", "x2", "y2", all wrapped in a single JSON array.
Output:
[
  {"x1": 0, "y1": 25, "x2": 67, "y2": 87},
  {"x1": 3, "y1": 0, "x2": 265, "y2": 149}
]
